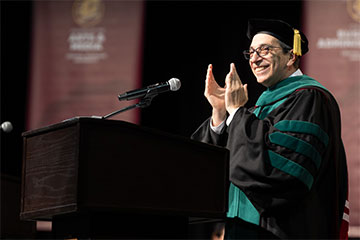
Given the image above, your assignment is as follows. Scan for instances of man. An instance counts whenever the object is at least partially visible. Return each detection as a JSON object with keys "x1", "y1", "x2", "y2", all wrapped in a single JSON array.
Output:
[{"x1": 192, "y1": 19, "x2": 349, "y2": 239}]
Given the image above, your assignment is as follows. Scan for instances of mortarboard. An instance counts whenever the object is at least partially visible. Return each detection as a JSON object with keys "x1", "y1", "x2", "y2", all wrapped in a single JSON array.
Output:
[{"x1": 247, "y1": 19, "x2": 309, "y2": 56}]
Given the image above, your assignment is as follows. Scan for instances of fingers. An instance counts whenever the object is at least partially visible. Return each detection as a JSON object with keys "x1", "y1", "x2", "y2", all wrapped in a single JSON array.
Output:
[
  {"x1": 226, "y1": 63, "x2": 242, "y2": 90},
  {"x1": 230, "y1": 63, "x2": 242, "y2": 84},
  {"x1": 206, "y1": 63, "x2": 246, "y2": 95},
  {"x1": 230, "y1": 63, "x2": 235, "y2": 78},
  {"x1": 205, "y1": 64, "x2": 220, "y2": 98},
  {"x1": 206, "y1": 64, "x2": 221, "y2": 89},
  {"x1": 226, "y1": 63, "x2": 236, "y2": 82},
  {"x1": 204, "y1": 63, "x2": 248, "y2": 114},
  {"x1": 205, "y1": 64, "x2": 212, "y2": 94},
  {"x1": 207, "y1": 64, "x2": 213, "y2": 79},
  {"x1": 224, "y1": 64, "x2": 248, "y2": 111},
  {"x1": 206, "y1": 64, "x2": 215, "y2": 84},
  {"x1": 244, "y1": 84, "x2": 248, "y2": 100}
]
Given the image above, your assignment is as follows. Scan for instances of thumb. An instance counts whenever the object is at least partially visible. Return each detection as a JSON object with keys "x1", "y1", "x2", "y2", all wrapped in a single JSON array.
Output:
[
  {"x1": 230, "y1": 63, "x2": 236, "y2": 75},
  {"x1": 225, "y1": 73, "x2": 231, "y2": 87},
  {"x1": 244, "y1": 84, "x2": 248, "y2": 98}
]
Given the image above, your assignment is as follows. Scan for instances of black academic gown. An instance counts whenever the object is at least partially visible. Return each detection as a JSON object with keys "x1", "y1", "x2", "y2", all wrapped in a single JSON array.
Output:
[{"x1": 191, "y1": 75, "x2": 348, "y2": 239}]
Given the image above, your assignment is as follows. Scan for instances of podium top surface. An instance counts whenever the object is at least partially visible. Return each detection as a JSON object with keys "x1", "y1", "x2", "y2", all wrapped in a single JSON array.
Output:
[{"x1": 23, "y1": 117, "x2": 225, "y2": 151}]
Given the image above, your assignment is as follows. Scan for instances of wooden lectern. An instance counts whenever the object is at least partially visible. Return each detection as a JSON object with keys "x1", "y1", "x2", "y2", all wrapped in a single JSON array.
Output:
[{"x1": 21, "y1": 117, "x2": 229, "y2": 238}]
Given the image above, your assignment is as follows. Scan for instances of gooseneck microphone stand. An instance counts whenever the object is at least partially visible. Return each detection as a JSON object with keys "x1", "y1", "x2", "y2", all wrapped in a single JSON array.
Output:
[{"x1": 102, "y1": 89, "x2": 157, "y2": 120}]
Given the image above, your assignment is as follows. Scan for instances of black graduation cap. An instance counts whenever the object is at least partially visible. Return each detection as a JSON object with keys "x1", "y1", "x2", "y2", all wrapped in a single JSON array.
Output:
[{"x1": 247, "y1": 19, "x2": 309, "y2": 56}]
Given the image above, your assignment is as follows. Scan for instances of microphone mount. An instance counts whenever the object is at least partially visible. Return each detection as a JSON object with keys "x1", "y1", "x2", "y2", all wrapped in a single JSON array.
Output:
[{"x1": 102, "y1": 90, "x2": 157, "y2": 120}]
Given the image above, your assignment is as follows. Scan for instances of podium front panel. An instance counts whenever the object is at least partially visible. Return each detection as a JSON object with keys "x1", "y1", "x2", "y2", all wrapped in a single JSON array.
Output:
[{"x1": 21, "y1": 118, "x2": 229, "y2": 220}]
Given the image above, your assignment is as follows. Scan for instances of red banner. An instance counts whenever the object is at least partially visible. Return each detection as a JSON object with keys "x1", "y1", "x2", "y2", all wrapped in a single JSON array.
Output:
[
  {"x1": 27, "y1": 0, "x2": 144, "y2": 130},
  {"x1": 303, "y1": 0, "x2": 360, "y2": 237}
]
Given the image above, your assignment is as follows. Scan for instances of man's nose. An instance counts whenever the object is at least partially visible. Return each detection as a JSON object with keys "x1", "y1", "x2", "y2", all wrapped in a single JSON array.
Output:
[
  {"x1": 250, "y1": 52, "x2": 261, "y2": 63},
  {"x1": 249, "y1": 52, "x2": 261, "y2": 63}
]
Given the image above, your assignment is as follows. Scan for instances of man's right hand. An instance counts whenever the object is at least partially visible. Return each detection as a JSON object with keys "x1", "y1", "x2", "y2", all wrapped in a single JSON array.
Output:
[{"x1": 204, "y1": 64, "x2": 227, "y2": 126}]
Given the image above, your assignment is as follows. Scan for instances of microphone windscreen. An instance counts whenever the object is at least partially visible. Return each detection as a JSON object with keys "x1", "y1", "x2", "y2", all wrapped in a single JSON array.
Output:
[
  {"x1": 168, "y1": 78, "x2": 181, "y2": 91},
  {"x1": 1, "y1": 121, "x2": 13, "y2": 133}
]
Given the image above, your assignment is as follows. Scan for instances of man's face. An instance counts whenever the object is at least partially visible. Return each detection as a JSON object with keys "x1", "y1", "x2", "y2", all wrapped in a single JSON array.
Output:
[{"x1": 249, "y1": 33, "x2": 291, "y2": 88}]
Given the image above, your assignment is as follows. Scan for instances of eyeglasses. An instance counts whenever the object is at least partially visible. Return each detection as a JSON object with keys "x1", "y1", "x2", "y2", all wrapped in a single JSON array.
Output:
[{"x1": 243, "y1": 45, "x2": 282, "y2": 60}]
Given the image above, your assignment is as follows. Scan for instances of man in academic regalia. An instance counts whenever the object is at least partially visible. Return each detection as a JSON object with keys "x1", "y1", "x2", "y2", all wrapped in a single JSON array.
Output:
[{"x1": 192, "y1": 19, "x2": 349, "y2": 239}]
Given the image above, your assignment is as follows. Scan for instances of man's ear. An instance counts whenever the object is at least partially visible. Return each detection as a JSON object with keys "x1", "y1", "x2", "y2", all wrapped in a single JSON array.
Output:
[{"x1": 287, "y1": 50, "x2": 297, "y2": 67}]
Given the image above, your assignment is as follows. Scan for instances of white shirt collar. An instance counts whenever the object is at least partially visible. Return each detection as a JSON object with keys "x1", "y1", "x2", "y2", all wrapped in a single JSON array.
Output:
[{"x1": 290, "y1": 69, "x2": 303, "y2": 77}]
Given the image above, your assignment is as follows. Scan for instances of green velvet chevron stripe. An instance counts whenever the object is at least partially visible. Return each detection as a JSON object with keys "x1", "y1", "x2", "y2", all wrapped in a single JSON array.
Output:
[
  {"x1": 255, "y1": 75, "x2": 328, "y2": 107},
  {"x1": 257, "y1": 99, "x2": 287, "y2": 120},
  {"x1": 227, "y1": 183, "x2": 260, "y2": 225},
  {"x1": 274, "y1": 120, "x2": 329, "y2": 146},
  {"x1": 268, "y1": 150, "x2": 314, "y2": 190},
  {"x1": 269, "y1": 132, "x2": 322, "y2": 169}
]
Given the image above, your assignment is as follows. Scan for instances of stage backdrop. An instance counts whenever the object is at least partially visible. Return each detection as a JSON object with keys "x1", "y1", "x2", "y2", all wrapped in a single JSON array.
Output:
[
  {"x1": 27, "y1": 0, "x2": 144, "y2": 130},
  {"x1": 303, "y1": 0, "x2": 360, "y2": 236}
]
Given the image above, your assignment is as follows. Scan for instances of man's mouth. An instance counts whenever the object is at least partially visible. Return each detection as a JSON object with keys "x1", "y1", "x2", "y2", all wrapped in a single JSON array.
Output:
[{"x1": 254, "y1": 65, "x2": 269, "y2": 74}]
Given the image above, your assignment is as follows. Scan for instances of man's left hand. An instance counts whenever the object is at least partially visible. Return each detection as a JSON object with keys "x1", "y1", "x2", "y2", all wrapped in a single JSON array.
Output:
[{"x1": 225, "y1": 63, "x2": 248, "y2": 115}]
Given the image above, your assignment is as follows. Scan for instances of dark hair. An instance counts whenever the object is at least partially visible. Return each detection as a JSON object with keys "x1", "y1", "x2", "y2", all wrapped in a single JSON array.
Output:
[{"x1": 277, "y1": 39, "x2": 300, "y2": 69}]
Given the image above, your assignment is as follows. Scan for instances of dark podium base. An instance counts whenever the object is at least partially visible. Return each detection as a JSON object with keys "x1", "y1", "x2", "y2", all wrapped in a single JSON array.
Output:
[{"x1": 52, "y1": 212, "x2": 189, "y2": 239}]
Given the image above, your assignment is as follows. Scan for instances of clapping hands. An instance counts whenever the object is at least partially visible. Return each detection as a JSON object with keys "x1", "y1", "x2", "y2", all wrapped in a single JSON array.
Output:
[{"x1": 204, "y1": 63, "x2": 248, "y2": 126}]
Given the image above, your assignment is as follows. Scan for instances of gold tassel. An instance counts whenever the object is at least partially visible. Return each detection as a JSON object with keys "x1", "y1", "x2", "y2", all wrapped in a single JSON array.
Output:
[{"x1": 293, "y1": 29, "x2": 302, "y2": 56}]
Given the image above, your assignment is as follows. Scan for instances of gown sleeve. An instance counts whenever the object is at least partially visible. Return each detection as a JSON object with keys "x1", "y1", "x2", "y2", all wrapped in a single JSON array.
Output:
[{"x1": 191, "y1": 117, "x2": 228, "y2": 147}]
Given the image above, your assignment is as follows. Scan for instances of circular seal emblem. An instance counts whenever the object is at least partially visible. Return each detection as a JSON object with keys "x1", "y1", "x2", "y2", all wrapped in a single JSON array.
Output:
[
  {"x1": 72, "y1": 0, "x2": 105, "y2": 28},
  {"x1": 347, "y1": 0, "x2": 360, "y2": 23}
]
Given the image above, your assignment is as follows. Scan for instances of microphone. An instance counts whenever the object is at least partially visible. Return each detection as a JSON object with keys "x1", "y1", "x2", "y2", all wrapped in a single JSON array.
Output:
[
  {"x1": 1, "y1": 121, "x2": 13, "y2": 133},
  {"x1": 118, "y1": 78, "x2": 181, "y2": 101}
]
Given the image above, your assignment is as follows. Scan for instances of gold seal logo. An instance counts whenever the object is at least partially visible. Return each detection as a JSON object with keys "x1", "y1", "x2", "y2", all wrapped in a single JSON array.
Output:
[
  {"x1": 72, "y1": 0, "x2": 105, "y2": 28},
  {"x1": 347, "y1": 0, "x2": 360, "y2": 23}
]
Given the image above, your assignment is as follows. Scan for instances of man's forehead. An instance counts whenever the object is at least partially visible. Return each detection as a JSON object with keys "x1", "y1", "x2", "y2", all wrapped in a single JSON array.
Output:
[{"x1": 250, "y1": 33, "x2": 278, "y2": 48}]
